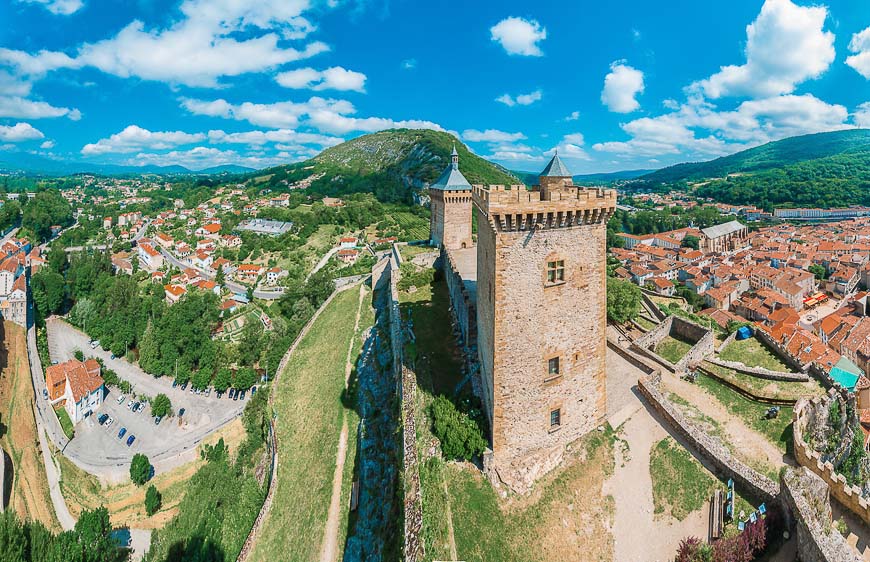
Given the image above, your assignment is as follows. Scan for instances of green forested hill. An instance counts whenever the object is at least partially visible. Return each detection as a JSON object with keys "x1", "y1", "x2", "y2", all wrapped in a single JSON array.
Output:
[
  {"x1": 638, "y1": 129, "x2": 870, "y2": 208},
  {"x1": 254, "y1": 129, "x2": 517, "y2": 203}
]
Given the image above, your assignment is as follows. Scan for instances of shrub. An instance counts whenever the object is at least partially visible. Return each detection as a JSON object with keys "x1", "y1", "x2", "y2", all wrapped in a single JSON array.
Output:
[
  {"x1": 73, "y1": 349, "x2": 84, "y2": 361},
  {"x1": 430, "y1": 395, "x2": 486, "y2": 460},
  {"x1": 130, "y1": 453, "x2": 151, "y2": 485},
  {"x1": 144, "y1": 485, "x2": 162, "y2": 516},
  {"x1": 675, "y1": 537, "x2": 712, "y2": 562}
]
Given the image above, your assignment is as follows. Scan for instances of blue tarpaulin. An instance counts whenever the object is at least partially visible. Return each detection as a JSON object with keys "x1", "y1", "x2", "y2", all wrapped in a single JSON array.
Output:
[{"x1": 736, "y1": 326, "x2": 753, "y2": 340}]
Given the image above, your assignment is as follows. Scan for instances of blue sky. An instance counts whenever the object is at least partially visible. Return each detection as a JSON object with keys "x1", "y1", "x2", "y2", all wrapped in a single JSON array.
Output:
[{"x1": 0, "y1": 0, "x2": 869, "y2": 172}]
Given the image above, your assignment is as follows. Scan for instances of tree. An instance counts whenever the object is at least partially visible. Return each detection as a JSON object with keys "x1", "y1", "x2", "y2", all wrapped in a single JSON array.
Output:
[
  {"x1": 215, "y1": 266, "x2": 225, "y2": 286},
  {"x1": 73, "y1": 349, "x2": 84, "y2": 361},
  {"x1": 246, "y1": 285, "x2": 254, "y2": 302},
  {"x1": 130, "y1": 453, "x2": 151, "y2": 485},
  {"x1": 213, "y1": 367, "x2": 232, "y2": 393},
  {"x1": 74, "y1": 506, "x2": 126, "y2": 562},
  {"x1": 808, "y1": 263, "x2": 827, "y2": 280},
  {"x1": 238, "y1": 318, "x2": 263, "y2": 366},
  {"x1": 144, "y1": 485, "x2": 162, "y2": 516},
  {"x1": 681, "y1": 234, "x2": 700, "y2": 250},
  {"x1": 233, "y1": 367, "x2": 257, "y2": 390},
  {"x1": 151, "y1": 394, "x2": 172, "y2": 418},
  {"x1": 607, "y1": 277, "x2": 641, "y2": 323}
]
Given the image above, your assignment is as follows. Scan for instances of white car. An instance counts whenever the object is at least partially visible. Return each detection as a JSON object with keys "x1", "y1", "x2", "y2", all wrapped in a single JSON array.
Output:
[
  {"x1": 127, "y1": 400, "x2": 134, "y2": 409},
  {"x1": 117, "y1": 395, "x2": 125, "y2": 404}
]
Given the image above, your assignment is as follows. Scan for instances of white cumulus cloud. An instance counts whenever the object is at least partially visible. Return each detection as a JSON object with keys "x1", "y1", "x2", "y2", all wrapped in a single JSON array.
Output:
[
  {"x1": 81, "y1": 125, "x2": 206, "y2": 155},
  {"x1": 276, "y1": 66, "x2": 366, "y2": 92},
  {"x1": 0, "y1": 96, "x2": 80, "y2": 120},
  {"x1": 495, "y1": 90, "x2": 542, "y2": 107},
  {"x1": 0, "y1": 122, "x2": 44, "y2": 142},
  {"x1": 490, "y1": 17, "x2": 546, "y2": 56},
  {"x1": 1, "y1": 0, "x2": 328, "y2": 87},
  {"x1": 847, "y1": 27, "x2": 870, "y2": 79},
  {"x1": 692, "y1": 0, "x2": 835, "y2": 99},
  {"x1": 853, "y1": 102, "x2": 870, "y2": 128},
  {"x1": 601, "y1": 61, "x2": 644, "y2": 113},
  {"x1": 40, "y1": 140, "x2": 55, "y2": 149},
  {"x1": 462, "y1": 129, "x2": 526, "y2": 143},
  {"x1": 18, "y1": 0, "x2": 83, "y2": 15}
]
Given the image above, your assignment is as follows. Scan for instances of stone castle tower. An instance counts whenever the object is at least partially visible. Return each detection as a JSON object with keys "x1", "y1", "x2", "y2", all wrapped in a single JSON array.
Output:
[
  {"x1": 472, "y1": 153, "x2": 617, "y2": 488},
  {"x1": 429, "y1": 145, "x2": 473, "y2": 250}
]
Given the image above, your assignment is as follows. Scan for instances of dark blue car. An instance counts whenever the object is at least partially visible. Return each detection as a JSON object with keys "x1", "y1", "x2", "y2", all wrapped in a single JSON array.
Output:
[
  {"x1": 118, "y1": 427, "x2": 127, "y2": 439},
  {"x1": 126, "y1": 435, "x2": 136, "y2": 447}
]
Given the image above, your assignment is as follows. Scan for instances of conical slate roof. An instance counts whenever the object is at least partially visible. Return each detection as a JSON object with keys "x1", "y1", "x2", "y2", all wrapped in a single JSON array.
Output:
[
  {"x1": 430, "y1": 148, "x2": 472, "y2": 191},
  {"x1": 540, "y1": 152, "x2": 572, "y2": 177}
]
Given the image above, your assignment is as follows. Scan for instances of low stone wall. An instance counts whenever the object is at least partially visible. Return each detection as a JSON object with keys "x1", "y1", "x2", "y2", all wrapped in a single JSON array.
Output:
[
  {"x1": 793, "y1": 391, "x2": 870, "y2": 526},
  {"x1": 638, "y1": 374, "x2": 779, "y2": 503},
  {"x1": 781, "y1": 467, "x2": 861, "y2": 562},
  {"x1": 632, "y1": 315, "x2": 714, "y2": 373},
  {"x1": 388, "y1": 261, "x2": 424, "y2": 562},
  {"x1": 755, "y1": 328, "x2": 809, "y2": 374},
  {"x1": 0, "y1": 446, "x2": 6, "y2": 513},
  {"x1": 607, "y1": 337, "x2": 658, "y2": 375},
  {"x1": 705, "y1": 357, "x2": 809, "y2": 382},
  {"x1": 717, "y1": 330, "x2": 739, "y2": 354}
]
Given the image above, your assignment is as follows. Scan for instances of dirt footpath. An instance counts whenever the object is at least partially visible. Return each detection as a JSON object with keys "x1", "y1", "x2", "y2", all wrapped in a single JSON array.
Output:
[{"x1": 0, "y1": 322, "x2": 60, "y2": 531}]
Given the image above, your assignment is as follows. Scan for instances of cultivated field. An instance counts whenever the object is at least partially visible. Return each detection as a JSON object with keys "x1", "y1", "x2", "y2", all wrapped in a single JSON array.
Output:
[
  {"x1": 248, "y1": 285, "x2": 373, "y2": 561},
  {"x1": 0, "y1": 321, "x2": 59, "y2": 531}
]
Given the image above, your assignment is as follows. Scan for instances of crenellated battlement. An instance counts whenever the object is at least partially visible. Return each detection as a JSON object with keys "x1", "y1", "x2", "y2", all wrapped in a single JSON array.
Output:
[{"x1": 472, "y1": 183, "x2": 616, "y2": 233}]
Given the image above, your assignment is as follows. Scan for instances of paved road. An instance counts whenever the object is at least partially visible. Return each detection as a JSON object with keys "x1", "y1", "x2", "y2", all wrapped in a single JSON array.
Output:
[
  {"x1": 306, "y1": 246, "x2": 339, "y2": 281},
  {"x1": 25, "y1": 323, "x2": 76, "y2": 530},
  {"x1": 157, "y1": 246, "x2": 285, "y2": 300},
  {"x1": 45, "y1": 318, "x2": 247, "y2": 482}
]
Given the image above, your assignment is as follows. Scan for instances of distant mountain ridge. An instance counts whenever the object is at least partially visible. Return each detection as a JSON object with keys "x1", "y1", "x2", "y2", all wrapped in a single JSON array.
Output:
[
  {"x1": 641, "y1": 129, "x2": 870, "y2": 184},
  {"x1": 638, "y1": 129, "x2": 870, "y2": 209},
  {"x1": 0, "y1": 151, "x2": 255, "y2": 176},
  {"x1": 255, "y1": 128, "x2": 518, "y2": 202}
]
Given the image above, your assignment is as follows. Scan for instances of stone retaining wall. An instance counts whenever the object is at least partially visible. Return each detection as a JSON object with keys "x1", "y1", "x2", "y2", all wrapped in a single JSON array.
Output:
[
  {"x1": 717, "y1": 330, "x2": 739, "y2": 354},
  {"x1": 754, "y1": 328, "x2": 809, "y2": 374},
  {"x1": 632, "y1": 315, "x2": 714, "y2": 373},
  {"x1": 781, "y1": 467, "x2": 861, "y2": 562},
  {"x1": 638, "y1": 374, "x2": 779, "y2": 503},
  {"x1": 705, "y1": 357, "x2": 809, "y2": 382},
  {"x1": 793, "y1": 391, "x2": 870, "y2": 526},
  {"x1": 388, "y1": 260, "x2": 424, "y2": 562},
  {"x1": 0, "y1": 446, "x2": 6, "y2": 513}
]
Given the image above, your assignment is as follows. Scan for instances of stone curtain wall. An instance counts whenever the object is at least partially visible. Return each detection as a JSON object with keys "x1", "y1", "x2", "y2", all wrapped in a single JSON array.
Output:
[
  {"x1": 0, "y1": 446, "x2": 6, "y2": 513},
  {"x1": 781, "y1": 468, "x2": 861, "y2": 562},
  {"x1": 638, "y1": 374, "x2": 779, "y2": 503},
  {"x1": 754, "y1": 328, "x2": 811, "y2": 374},
  {"x1": 237, "y1": 281, "x2": 362, "y2": 562},
  {"x1": 442, "y1": 249, "x2": 475, "y2": 354},
  {"x1": 632, "y1": 316, "x2": 714, "y2": 374},
  {"x1": 793, "y1": 392, "x2": 870, "y2": 526},
  {"x1": 387, "y1": 258, "x2": 424, "y2": 562},
  {"x1": 705, "y1": 357, "x2": 809, "y2": 382}
]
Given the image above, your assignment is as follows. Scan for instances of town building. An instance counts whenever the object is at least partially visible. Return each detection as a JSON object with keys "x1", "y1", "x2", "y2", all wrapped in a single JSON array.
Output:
[{"x1": 45, "y1": 359, "x2": 105, "y2": 424}]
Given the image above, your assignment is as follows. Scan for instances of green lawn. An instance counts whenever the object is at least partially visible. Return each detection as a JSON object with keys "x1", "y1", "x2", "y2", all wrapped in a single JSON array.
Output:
[
  {"x1": 719, "y1": 337, "x2": 792, "y2": 372},
  {"x1": 248, "y1": 286, "x2": 372, "y2": 561},
  {"x1": 696, "y1": 373, "x2": 793, "y2": 456},
  {"x1": 650, "y1": 437, "x2": 755, "y2": 527},
  {"x1": 635, "y1": 316, "x2": 657, "y2": 331},
  {"x1": 55, "y1": 406, "x2": 74, "y2": 439},
  {"x1": 655, "y1": 335, "x2": 693, "y2": 364},
  {"x1": 703, "y1": 362, "x2": 824, "y2": 402}
]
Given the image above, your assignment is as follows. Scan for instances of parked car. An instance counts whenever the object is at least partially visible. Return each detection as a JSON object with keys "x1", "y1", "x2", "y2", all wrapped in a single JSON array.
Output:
[
  {"x1": 126, "y1": 435, "x2": 135, "y2": 447},
  {"x1": 118, "y1": 427, "x2": 127, "y2": 439},
  {"x1": 132, "y1": 401, "x2": 140, "y2": 412},
  {"x1": 110, "y1": 353, "x2": 116, "y2": 360},
  {"x1": 251, "y1": 386, "x2": 257, "y2": 395},
  {"x1": 90, "y1": 340, "x2": 99, "y2": 349},
  {"x1": 106, "y1": 417, "x2": 114, "y2": 428},
  {"x1": 228, "y1": 388, "x2": 236, "y2": 400},
  {"x1": 98, "y1": 413, "x2": 109, "y2": 425},
  {"x1": 42, "y1": 388, "x2": 48, "y2": 400},
  {"x1": 172, "y1": 380, "x2": 178, "y2": 388},
  {"x1": 180, "y1": 382, "x2": 187, "y2": 391},
  {"x1": 154, "y1": 416, "x2": 162, "y2": 426},
  {"x1": 178, "y1": 408, "x2": 185, "y2": 417},
  {"x1": 127, "y1": 400, "x2": 134, "y2": 409},
  {"x1": 216, "y1": 391, "x2": 223, "y2": 399},
  {"x1": 239, "y1": 390, "x2": 246, "y2": 400},
  {"x1": 117, "y1": 394, "x2": 125, "y2": 404}
]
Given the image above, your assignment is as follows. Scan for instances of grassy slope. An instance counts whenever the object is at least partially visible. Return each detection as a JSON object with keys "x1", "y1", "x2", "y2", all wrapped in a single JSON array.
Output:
[
  {"x1": 719, "y1": 337, "x2": 791, "y2": 372},
  {"x1": 248, "y1": 286, "x2": 371, "y2": 561},
  {"x1": 0, "y1": 322, "x2": 60, "y2": 531}
]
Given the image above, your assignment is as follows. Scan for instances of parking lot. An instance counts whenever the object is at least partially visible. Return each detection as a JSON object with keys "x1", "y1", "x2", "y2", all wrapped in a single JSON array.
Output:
[{"x1": 46, "y1": 317, "x2": 248, "y2": 478}]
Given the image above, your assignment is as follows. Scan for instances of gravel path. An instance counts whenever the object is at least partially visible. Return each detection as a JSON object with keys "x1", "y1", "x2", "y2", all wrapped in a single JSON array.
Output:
[{"x1": 604, "y1": 400, "x2": 708, "y2": 562}]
